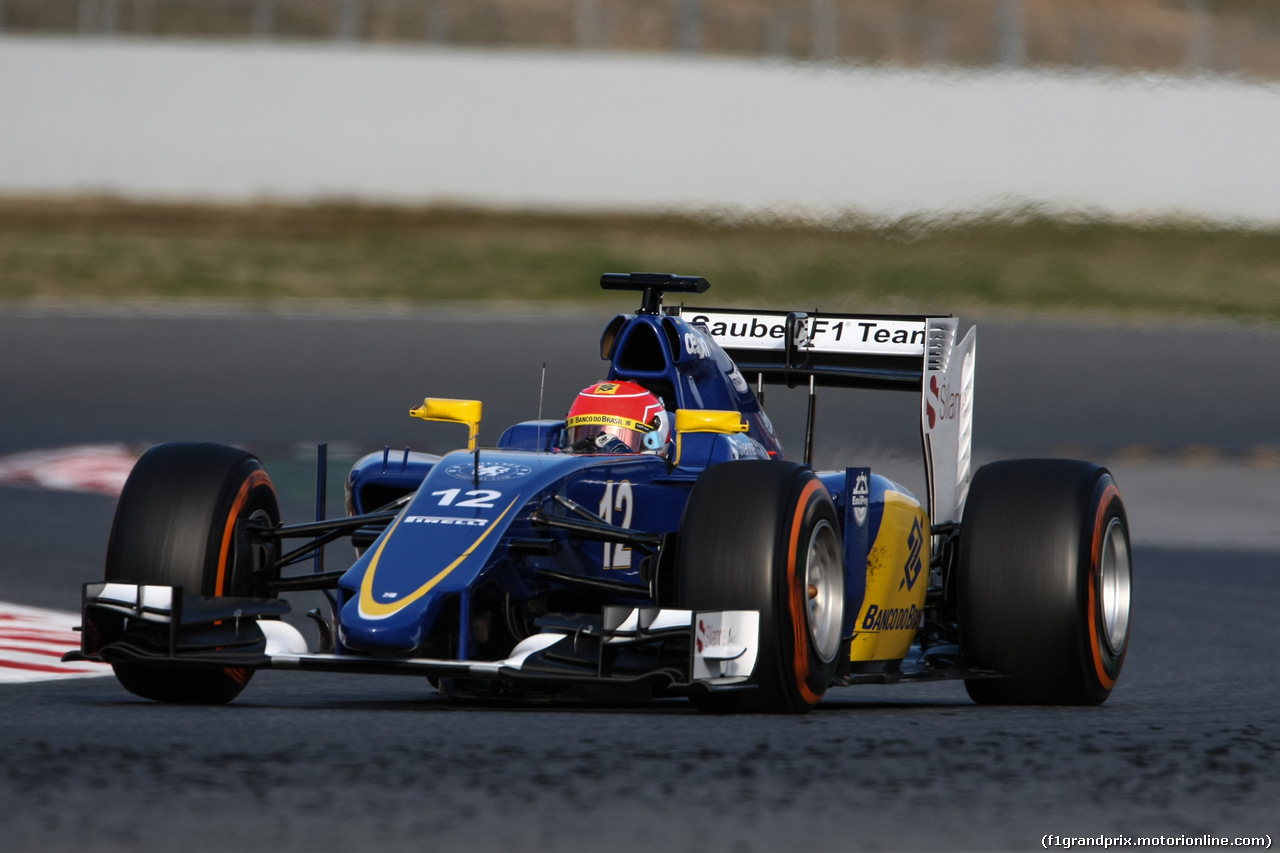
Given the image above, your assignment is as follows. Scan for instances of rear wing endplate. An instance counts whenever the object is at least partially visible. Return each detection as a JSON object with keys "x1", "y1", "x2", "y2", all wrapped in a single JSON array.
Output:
[
  {"x1": 669, "y1": 306, "x2": 975, "y2": 524},
  {"x1": 922, "y1": 318, "x2": 976, "y2": 525}
]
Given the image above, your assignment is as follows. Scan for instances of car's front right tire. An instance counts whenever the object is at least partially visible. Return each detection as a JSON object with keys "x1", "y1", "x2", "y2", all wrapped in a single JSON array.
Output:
[{"x1": 104, "y1": 442, "x2": 280, "y2": 704}]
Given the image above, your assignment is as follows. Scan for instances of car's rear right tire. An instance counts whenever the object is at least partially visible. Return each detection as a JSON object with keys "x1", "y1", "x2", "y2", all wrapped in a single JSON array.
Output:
[
  {"x1": 957, "y1": 459, "x2": 1131, "y2": 705},
  {"x1": 104, "y1": 442, "x2": 280, "y2": 704}
]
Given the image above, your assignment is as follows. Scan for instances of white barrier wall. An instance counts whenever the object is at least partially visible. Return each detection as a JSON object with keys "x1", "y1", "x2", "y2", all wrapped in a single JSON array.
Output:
[{"x1": 3, "y1": 37, "x2": 1279, "y2": 222}]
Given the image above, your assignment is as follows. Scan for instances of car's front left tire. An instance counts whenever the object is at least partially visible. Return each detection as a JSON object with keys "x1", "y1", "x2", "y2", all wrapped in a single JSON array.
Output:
[{"x1": 676, "y1": 461, "x2": 844, "y2": 713}]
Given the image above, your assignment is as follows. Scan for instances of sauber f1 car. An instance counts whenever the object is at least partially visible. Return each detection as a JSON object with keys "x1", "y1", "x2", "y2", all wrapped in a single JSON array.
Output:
[{"x1": 69, "y1": 274, "x2": 1133, "y2": 712}]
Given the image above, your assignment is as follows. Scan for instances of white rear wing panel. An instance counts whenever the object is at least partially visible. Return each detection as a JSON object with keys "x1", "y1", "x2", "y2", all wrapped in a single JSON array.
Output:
[
  {"x1": 670, "y1": 306, "x2": 930, "y2": 390},
  {"x1": 672, "y1": 306, "x2": 976, "y2": 524}
]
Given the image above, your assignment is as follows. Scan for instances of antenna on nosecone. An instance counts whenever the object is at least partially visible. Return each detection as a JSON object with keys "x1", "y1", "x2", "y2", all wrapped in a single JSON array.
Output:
[
  {"x1": 538, "y1": 362, "x2": 546, "y2": 421},
  {"x1": 537, "y1": 362, "x2": 547, "y2": 453}
]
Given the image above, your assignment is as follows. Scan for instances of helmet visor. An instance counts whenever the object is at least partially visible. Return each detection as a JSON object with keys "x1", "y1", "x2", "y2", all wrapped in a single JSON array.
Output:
[{"x1": 564, "y1": 415, "x2": 651, "y2": 452}]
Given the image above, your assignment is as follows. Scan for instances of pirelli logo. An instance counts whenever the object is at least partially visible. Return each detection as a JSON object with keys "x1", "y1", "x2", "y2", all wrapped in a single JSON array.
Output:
[{"x1": 403, "y1": 516, "x2": 488, "y2": 527}]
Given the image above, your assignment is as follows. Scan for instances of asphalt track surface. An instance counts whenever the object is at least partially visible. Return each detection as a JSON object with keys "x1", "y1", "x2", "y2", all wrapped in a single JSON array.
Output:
[{"x1": 1, "y1": 307, "x2": 1278, "y2": 852}]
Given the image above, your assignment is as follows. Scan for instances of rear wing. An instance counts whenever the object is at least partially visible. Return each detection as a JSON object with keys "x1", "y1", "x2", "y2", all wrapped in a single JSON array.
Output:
[
  {"x1": 668, "y1": 306, "x2": 976, "y2": 524},
  {"x1": 667, "y1": 306, "x2": 929, "y2": 391}
]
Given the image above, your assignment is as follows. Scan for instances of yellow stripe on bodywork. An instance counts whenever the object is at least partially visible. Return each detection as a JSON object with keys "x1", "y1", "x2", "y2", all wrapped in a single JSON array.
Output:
[
  {"x1": 358, "y1": 495, "x2": 521, "y2": 619},
  {"x1": 849, "y1": 489, "x2": 930, "y2": 664}
]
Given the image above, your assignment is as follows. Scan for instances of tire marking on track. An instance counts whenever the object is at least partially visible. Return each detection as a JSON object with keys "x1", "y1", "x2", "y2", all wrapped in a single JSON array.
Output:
[{"x1": 0, "y1": 603, "x2": 112, "y2": 683}]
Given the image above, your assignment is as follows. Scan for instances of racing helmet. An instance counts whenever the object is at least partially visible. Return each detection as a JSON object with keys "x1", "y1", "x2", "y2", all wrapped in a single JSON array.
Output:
[{"x1": 564, "y1": 381, "x2": 670, "y2": 453}]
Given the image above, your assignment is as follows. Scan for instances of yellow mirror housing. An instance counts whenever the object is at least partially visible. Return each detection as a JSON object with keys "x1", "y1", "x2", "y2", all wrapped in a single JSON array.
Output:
[
  {"x1": 410, "y1": 398, "x2": 482, "y2": 451},
  {"x1": 674, "y1": 410, "x2": 748, "y2": 435},
  {"x1": 673, "y1": 409, "x2": 748, "y2": 466}
]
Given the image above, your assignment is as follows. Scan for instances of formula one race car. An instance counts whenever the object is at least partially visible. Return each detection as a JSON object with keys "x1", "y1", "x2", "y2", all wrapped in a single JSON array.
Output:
[{"x1": 69, "y1": 274, "x2": 1132, "y2": 712}]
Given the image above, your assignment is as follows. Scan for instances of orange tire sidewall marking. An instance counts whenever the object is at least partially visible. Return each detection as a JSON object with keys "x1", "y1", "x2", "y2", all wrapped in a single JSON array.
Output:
[
  {"x1": 213, "y1": 467, "x2": 273, "y2": 687},
  {"x1": 214, "y1": 468, "x2": 273, "y2": 597},
  {"x1": 1086, "y1": 481, "x2": 1122, "y2": 689},
  {"x1": 787, "y1": 479, "x2": 824, "y2": 707}
]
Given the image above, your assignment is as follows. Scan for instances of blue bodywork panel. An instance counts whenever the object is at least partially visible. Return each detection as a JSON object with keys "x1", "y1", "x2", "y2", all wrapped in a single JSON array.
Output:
[
  {"x1": 333, "y1": 311, "x2": 920, "y2": 661},
  {"x1": 338, "y1": 449, "x2": 679, "y2": 654}
]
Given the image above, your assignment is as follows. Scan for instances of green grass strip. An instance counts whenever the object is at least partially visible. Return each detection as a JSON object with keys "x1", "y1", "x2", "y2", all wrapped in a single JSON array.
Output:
[{"x1": 2, "y1": 197, "x2": 1279, "y2": 323}]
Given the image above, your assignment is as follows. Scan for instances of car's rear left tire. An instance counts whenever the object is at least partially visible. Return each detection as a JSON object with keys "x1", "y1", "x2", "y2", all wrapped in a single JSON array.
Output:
[
  {"x1": 957, "y1": 459, "x2": 1131, "y2": 705},
  {"x1": 676, "y1": 461, "x2": 844, "y2": 713},
  {"x1": 104, "y1": 442, "x2": 280, "y2": 704}
]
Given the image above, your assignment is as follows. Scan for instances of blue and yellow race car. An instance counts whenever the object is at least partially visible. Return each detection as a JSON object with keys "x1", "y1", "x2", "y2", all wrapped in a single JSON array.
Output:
[{"x1": 71, "y1": 274, "x2": 1132, "y2": 712}]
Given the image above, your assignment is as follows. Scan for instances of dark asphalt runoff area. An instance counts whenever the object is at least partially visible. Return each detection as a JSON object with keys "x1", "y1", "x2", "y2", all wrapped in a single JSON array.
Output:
[{"x1": 1, "y1": 306, "x2": 1277, "y2": 852}]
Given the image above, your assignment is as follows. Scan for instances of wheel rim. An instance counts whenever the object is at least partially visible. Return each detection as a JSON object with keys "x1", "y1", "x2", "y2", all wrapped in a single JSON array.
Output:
[
  {"x1": 805, "y1": 519, "x2": 844, "y2": 663},
  {"x1": 1098, "y1": 517, "x2": 1132, "y2": 655},
  {"x1": 230, "y1": 506, "x2": 276, "y2": 596}
]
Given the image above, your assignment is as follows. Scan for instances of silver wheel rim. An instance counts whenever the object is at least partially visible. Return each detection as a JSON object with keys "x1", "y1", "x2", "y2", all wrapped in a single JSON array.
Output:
[
  {"x1": 1098, "y1": 517, "x2": 1132, "y2": 655},
  {"x1": 805, "y1": 519, "x2": 844, "y2": 664}
]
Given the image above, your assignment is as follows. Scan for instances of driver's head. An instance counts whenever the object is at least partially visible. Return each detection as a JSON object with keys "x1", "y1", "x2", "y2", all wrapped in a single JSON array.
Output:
[{"x1": 564, "y1": 381, "x2": 670, "y2": 453}]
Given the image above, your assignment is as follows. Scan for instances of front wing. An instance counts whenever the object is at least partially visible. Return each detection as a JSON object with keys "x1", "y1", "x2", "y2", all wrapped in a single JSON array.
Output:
[{"x1": 66, "y1": 583, "x2": 761, "y2": 697}]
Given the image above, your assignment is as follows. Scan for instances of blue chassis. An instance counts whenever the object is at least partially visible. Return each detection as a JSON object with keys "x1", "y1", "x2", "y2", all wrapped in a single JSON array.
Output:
[
  {"x1": 329, "y1": 306, "x2": 903, "y2": 666},
  {"x1": 74, "y1": 285, "x2": 954, "y2": 693}
]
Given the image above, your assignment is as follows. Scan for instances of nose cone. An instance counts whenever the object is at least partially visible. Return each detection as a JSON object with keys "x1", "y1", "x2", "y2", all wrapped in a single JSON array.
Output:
[{"x1": 338, "y1": 594, "x2": 443, "y2": 655}]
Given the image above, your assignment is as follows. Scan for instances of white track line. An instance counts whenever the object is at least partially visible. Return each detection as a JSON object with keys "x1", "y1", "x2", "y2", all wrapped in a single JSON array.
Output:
[{"x1": 0, "y1": 601, "x2": 111, "y2": 683}]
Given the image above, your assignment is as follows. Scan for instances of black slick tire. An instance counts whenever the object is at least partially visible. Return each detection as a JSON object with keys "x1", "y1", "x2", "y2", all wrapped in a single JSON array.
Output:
[
  {"x1": 676, "y1": 461, "x2": 844, "y2": 713},
  {"x1": 104, "y1": 442, "x2": 280, "y2": 704},
  {"x1": 957, "y1": 459, "x2": 1131, "y2": 705}
]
